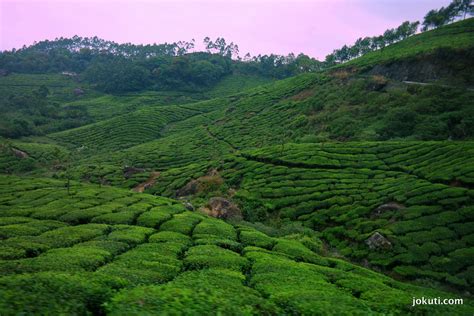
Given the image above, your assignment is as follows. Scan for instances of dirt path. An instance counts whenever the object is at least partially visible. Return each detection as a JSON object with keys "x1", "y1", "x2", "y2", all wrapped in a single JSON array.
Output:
[{"x1": 132, "y1": 171, "x2": 160, "y2": 193}]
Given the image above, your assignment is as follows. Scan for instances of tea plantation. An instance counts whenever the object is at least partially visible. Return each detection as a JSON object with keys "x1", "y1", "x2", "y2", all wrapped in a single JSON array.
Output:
[
  {"x1": 219, "y1": 142, "x2": 474, "y2": 289},
  {"x1": 1, "y1": 18, "x2": 474, "y2": 315},
  {"x1": 0, "y1": 175, "x2": 472, "y2": 315}
]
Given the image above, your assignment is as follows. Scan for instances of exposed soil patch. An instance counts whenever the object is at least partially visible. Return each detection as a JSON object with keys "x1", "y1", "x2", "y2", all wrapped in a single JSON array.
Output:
[
  {"x1": 176, "y1": 169, "x2": 223, "y2": 197},
  {"x1": 132, "y1": 171, "x2": 160, "y2": 193},
  {"x1": 289, "y1": 88, "x2": 315, "y2": 101}
]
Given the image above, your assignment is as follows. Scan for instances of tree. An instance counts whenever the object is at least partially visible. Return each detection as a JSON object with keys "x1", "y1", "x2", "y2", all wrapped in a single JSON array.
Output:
[
  {"x1": 422, "y1": 9, "x2": 440, "y2": 31},
  {"x1": 452, "y1": 0, "x2": 473, "y2": 19},
  {"x1": 189, "y1": 60, "x2": 222, "y2": 86},
  {"x1": 378, "y1": 108, "x2": 419, "y2": 139},
  {"x1": 324, "y1": 53, "x2": 336, "y2": 66},
  {"x1": 203, "y1": 37, "x2": 239, "y2": 58},
  {"x1": 383, "y1": 28, "x2": 397, "y2": 45},
  {"x1": 83, "y1": 59, "x2": 151, "y2": 93},
  {"x1": 294, "y1": 54, "x2": 322, "y2": 73},
  {"x1": 371, "y1": 35, "x2": 386, "y2": 50},
  {"x1": 394, "y1": 21, "x2": 420, "y2": 41}
]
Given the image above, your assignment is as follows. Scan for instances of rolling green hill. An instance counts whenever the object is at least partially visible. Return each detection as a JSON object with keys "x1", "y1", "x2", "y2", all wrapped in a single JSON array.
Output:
[
  {"x1": 0, "y1": 17, "x2": 474, "y2": 316},
  {"x1": 0, "y1": 175, "x2": 472, "y2": 315},
  {"x1": 343, "y1": 18, "x2": 474, "y2": 70}
]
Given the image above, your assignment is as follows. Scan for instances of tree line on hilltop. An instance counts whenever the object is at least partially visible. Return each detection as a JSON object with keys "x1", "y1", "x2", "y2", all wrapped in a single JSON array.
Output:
[{"x1": 0, "y1": 0, "x2": 471, "y2": 94}]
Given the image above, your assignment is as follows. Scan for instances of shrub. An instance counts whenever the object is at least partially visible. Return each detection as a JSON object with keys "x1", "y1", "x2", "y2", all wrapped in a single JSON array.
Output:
[
  {"x1": 0, "y1": 272, "x2": 125, "y2": 315},
  {"x1": 107, "y1": 225, "x2": 154, "y2": 245},
  {"x1": 107, "y1": 269, "x2": 279, "y2": 315},
  {"x1": 91, "y1": 211, "x2": 138, "y2": 225},
  {"x1": 136, "y1": 209, "x2": 172, "y2": 228},
  {"x1": 272, "y1": 239, "x2": 328, "y2": 266},
  {"x1": 149, "y1": 231, "x2": 192, "y2": 244},
  {"x1": 184, "y1": 245, "x2": 247, "y2": 271},
  {"x1": 159, "y1": 212, "x2": 203, "y2": 235},
  {"x1": 239, "y1": 228, "x2": 275, "y2": 249},
  {"x1": 36, "y1": 224, "x2": 110, "y2": 248},
  {"x1": 193, "y1": 218, "x2": 237, "y2": 241}
]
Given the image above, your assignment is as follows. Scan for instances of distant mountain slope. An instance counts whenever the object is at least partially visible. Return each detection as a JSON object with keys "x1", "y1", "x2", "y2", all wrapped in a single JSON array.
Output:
[
  {"x1": 48, "y1": 98, "x2": 229, "y2": 152},
  {"x1": 0, "y1": 175, "x2": 472, "y2": 315},
  {"x1": 340, "y1": 18, "x2": 474, "y2": 84}
]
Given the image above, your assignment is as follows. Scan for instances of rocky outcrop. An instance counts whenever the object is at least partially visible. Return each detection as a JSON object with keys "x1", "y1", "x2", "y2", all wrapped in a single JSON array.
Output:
[
  {"x1": 12, "y1": 148, "x2": 28, "y2": 159},
  {"x1": 183, "y1": 202, "x2": 195, "y2": 211},
  {"x1": 365, "y1": 232, "x2": 392, "y2": 250},
  {"x1": 201, "y1": 197, "x2": 242, "y2": 220},
  {"x1": 175, "y1": 169, "x2": 223, "y2": 198},
  {"x1": 123, "y1": 166, "x2": 145, "y2": 179},
  {"x1": 73, "y1": 88, "x2": 84, "y2": 96},
  {"x1": 365, "y1": 48, "x2": 474, "y2": 86},
  {"x1": 176, "y1": 179, "x2": 200, "y2": 197},
  {"x1": 373, "y1": 202, "x2": 404, "y2": 217}
]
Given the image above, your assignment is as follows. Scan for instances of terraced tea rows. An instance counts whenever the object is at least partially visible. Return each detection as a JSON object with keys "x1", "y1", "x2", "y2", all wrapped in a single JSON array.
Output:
[
  {"x1": 49, "y1": 106, "x2": 198, "y2": 152},
  {"x1": 0, "y1": 140, "x2": 69, "y2": 174},
  {"x1": 243, "y1": 142, "x2": 474, "y2": 186},
  {"x1": 0, "y1": 74, "x2": 83, "y2": 102},
  {"x1": 0, "y1": 175, "x2": 472, "y2": 315},
  {"x1": 214, "y1": 142, "x2": 474, "y2": 290}
]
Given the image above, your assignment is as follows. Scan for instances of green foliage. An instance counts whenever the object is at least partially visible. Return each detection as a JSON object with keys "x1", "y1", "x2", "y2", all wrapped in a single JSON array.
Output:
[
  {"x1": 159, "y1": 212, "x2": 204, "y2": 235},
  {"x1": 0, "y1": 272, "x2": 125, "y2": 315},
  {"x1": 0, "y1": 175, "x2": 472, "y2": 314},
  {"x1": 342, "y1": 18, "x2": 474, "y2": 70},
  {"x1": 0, "y1": 82, "x2": 91, "y2": 138},
  {"x1": 83, "y1": 59, "x2": 151, "y2": 93},
  {"x1": 239, "y1": 227, "x2": 275, "y2": 249},
  {"x1": 184, "y1": 245, "x2": 248, "y2": 271},
  {"x1": 1, "y1": 17, "x2": 474, "y2": 315},
  {"x1": 107, "y1": 269, "x2": 279, "y2": 315}
]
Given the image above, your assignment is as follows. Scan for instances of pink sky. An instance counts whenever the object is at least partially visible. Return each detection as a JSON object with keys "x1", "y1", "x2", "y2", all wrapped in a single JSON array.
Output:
[{"x1": 0, "y1": 0, "x2": 450, "y2": 59}]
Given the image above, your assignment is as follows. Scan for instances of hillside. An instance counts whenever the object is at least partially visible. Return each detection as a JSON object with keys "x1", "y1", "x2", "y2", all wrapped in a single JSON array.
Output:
[
  {"x1": 0, "y1": 175, "x2": 472, "y2": 315},
  {"x1": 0, "y1": 15, "x2": 474, "y2": 315},
  {"x1": 341, "y1": 18, "x2": 474, "y2": 85}
]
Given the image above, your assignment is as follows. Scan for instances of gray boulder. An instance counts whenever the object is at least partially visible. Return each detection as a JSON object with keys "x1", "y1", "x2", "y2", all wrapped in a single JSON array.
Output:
[
  {"x1": 73, "y1": 88, "x2": 84, "y2": 96},
  {"x1": 373, "y1": 202, "x2": 404, "y2": 217},
  {"x1": 184, "y1": 202, "x2": 195, "y2": 211},
  {"x1": 365, "y1": 232, "x2": 392, "y2": 250},
  {"x1": 12, "y1": 148, "x2": 28, "y2": 159},
  {"x1": 176, "y1": 180, "x2": 199, "y2": 197}
]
